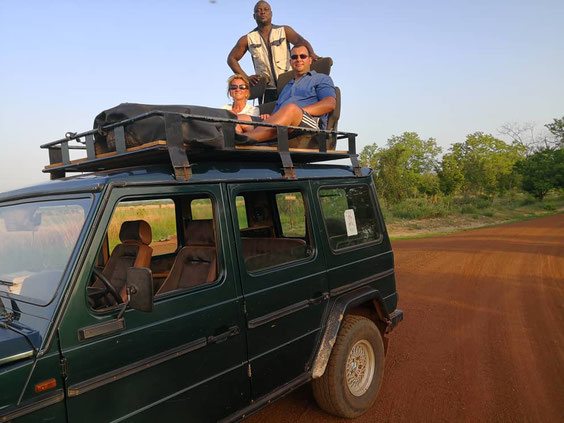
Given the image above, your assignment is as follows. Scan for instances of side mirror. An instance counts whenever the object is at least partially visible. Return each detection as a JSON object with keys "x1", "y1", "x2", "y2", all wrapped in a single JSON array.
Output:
[{"x1": 126, "y1": 267, "x2": 154, "y2": 312}]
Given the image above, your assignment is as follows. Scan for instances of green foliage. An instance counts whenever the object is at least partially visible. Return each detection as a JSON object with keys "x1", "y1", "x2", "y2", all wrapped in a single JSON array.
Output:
[
  {"x1": 543, "y1": 203, "x2": 556, "y2": 211},
  {"x1": 386, "y1": 196, "x2": 453, "y2": 220},
  {"x1": 515, "y1": 147, "x2": 564, "y2": 200},
  {"x1": 437, "y1": 153, "x2": 464, "y2": 195},
  {"x1": 545, "y1": 116, "x2": 564, "y2": 147},
  {"x1": 360, "y1": 132, "x2": 442, "y2": 204},
  {"x1": 444, "y1": 132, "x2": 525, "y2": 196}
]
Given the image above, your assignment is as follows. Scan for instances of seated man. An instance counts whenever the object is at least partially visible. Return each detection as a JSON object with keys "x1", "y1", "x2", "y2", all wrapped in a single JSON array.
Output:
[{"x1": 237, "y1": 44, "x2": 336, "y2": 142}]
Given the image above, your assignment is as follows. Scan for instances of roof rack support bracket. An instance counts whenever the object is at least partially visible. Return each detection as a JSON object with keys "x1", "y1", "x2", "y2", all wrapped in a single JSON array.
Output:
[
  {"x1": 222, "y1": 122, "x2": 236, "y2": 150},
  {"x1": 164, "y1": 113, "x2": 192, "y2": 181},
  {"x1": 114, "y1": 126, "x2": 126, "y2": 154},
  {"x1": 348, "y1": 134, "x2": 362, "y2": 177},
  {"x1": 277, "y1": 127, "x2": 296, "y2": 179},
  {"x1": 85, "y1": 134, "x2": 96, "y2": 159},
  {"x1": 48, "y1": 147, "x2": 65, "y2": 180}
]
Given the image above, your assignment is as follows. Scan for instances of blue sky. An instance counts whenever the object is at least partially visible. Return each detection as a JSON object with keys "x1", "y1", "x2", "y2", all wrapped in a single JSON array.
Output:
[{"x1": 1, "y1": 0, "x2": 563, "y2": 192}]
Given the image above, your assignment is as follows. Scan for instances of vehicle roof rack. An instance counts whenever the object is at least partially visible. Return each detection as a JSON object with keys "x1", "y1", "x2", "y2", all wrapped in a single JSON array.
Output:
[{"x1": 41, "y1": 110, "x2": 361, "y2": 181}]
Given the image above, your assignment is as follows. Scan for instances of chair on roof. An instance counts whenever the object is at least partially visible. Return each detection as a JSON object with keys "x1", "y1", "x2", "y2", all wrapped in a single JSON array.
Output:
[
  {"x1": 156, "y1": 219, "x2": 217, "y2": 295},
  {"x1": 91, "y1": 220, "x2": 153, "y2": 307},
  {"x1": 258, "y1": 57, "x2": 340, "y2": 149},
  {"x1": 248, "y1": 77, "x2": 267, "y2": 103}
]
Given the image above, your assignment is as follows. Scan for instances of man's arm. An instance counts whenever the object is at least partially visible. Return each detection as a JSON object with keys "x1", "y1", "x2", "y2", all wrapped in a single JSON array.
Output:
[
  {"x1": 302, "y1": 96, "x2": 336, "y2": 117},
  {"x1": 284, "y1": 26, "x2": 319, "y2": 61},
  {"x1": 227, "y1": 35, "x2": 262, "y2": 86},
  {"x1": 227, "y1": 35, "x2": 250, "y2": 77}
]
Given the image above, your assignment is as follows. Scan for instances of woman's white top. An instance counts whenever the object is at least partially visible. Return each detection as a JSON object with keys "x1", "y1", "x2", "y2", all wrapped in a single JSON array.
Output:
[{"x1": 220, "y1": 103, "x2": 260, "y2": 116}]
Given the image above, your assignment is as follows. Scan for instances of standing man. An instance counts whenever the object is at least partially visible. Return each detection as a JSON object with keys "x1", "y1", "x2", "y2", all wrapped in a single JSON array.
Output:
[
  {"x1": 238, "y1": 44, "x2": 335, "y2": 142},
  {"x1": 227, "y1": 1, "x2": 319, "y2": 103}
]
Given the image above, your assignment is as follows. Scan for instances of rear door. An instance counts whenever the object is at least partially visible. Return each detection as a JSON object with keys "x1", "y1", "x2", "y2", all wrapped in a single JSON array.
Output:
[
  {"x1": 58, "y1": 184, "x2": 250, "y2": 422},
  {"x1": 228, "y1": 181, "x2": 329, "y2": 398},
  {"x1": 310, "y1": 179, "x2": 397, "y2": 303}
]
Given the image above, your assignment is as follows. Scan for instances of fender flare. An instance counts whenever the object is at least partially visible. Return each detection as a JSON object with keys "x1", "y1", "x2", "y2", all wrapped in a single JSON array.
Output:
[{"x1": 311, "y1": 286, "x2": 390, "y2": 379}]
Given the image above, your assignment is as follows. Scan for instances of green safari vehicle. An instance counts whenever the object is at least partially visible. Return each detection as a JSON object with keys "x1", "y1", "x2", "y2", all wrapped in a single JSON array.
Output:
[{"x1": 0, "y1": 106, "x2": 403, "y2": 422}]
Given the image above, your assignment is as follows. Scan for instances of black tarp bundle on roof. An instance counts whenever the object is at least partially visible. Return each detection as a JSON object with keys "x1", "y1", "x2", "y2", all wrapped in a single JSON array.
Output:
[{"x1": 93, "y1": 103, "x2": 253, "y2": 154}]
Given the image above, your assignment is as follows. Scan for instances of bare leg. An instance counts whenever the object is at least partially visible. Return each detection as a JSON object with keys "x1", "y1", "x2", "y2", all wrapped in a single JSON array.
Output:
[
  {"x1": 234, "y1": 114, "x2": 255, "y2": 133},
  {"x1": 244, "y1": 104, "x2": 304, "y2": 142}
]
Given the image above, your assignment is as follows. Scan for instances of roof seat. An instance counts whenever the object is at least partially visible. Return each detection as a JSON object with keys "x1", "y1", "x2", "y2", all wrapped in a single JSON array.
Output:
[
  {"x1": 156, "y1": 219, "x2": 217, "y2": 295},
  {"x1": 257, "y1": 57, "x2": 340, "y2": 149}
]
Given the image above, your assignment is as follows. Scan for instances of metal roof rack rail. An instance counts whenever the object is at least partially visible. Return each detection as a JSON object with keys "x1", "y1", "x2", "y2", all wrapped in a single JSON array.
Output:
[{"x1": 41, "y1": 110, "x2": 361, "y2": 181}]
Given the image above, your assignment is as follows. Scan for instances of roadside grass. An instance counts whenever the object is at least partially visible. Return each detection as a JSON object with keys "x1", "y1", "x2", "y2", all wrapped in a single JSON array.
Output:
[{"x1": 384, "y1": 191, "x2": 564, "y2": 240}]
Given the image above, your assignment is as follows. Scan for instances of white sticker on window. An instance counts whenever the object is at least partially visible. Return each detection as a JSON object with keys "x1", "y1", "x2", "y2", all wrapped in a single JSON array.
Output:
[{"x1": 344, "y1": 209, "x2": 358, "y2": 236}]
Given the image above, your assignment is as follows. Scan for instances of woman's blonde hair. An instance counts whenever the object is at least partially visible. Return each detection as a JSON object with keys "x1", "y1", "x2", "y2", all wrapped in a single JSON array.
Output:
[{"x1": 227, "y1": 74, "x2": 250, "y2": 98}]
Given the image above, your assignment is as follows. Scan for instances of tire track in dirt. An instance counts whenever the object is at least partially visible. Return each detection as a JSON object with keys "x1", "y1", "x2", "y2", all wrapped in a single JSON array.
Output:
[{"x1": 247, "y1": 214, "x2": 564, "y2": 422}]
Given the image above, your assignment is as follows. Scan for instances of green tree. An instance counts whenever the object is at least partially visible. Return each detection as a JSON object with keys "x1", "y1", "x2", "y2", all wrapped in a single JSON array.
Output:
[
  {"x1": 437, "y1": 153, "x2": 464, "y2": 195},
  {"x1": 545, "y1": 116, "x2": 564, "y2": 147},
  {"x1": 448, "y1": 132, "x2": 525, "y2": 196},
  {"x1": 515, "y1": 148, "x2": 564, "y2": 200},
  {"x1": 359, "y1": 132, "x2": 442, "y2": 203}
]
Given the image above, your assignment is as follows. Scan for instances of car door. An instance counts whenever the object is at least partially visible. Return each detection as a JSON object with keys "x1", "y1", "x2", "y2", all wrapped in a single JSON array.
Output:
[
  {"x1": 310, "y1": 179, "x2": 397, "y2": 304},
  {"x1": 58, "y1": 184, "x2": 250, "y2": 422},
  {"x1": 228, "y1": 181, "x2": 329, "y2": 398}
]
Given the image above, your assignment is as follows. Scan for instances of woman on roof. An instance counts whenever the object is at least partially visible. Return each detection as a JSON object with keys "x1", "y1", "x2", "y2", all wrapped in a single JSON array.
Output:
[{"x1": 220, "y1": 74, "x2": 260, "y2": 117}]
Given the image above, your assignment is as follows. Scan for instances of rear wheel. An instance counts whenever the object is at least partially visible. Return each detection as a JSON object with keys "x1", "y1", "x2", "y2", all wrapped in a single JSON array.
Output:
[{"x1": 312, "y1": 315, "x2": 385, "y2": 418}]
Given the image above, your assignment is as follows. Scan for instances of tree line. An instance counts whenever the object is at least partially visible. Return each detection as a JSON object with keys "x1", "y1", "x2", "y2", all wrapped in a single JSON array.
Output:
[{"x1": 359, "y1": 116, "x2": 564, "y2": 204}]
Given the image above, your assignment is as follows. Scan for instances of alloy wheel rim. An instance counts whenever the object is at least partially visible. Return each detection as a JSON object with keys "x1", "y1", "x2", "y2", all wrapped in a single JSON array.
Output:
[{"x1": 346, "y1": 339, "x2": 375, "y2": 396}]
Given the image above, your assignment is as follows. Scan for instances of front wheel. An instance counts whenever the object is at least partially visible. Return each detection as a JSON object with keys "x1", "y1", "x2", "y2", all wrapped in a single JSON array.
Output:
[{"x1": 312, "y1": 315, "x2": 385, "y2": 418}]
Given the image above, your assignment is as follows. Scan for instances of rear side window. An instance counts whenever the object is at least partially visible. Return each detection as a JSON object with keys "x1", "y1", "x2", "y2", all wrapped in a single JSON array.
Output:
[
  {"x1": 236, "y1": 189, "x2": 311, "y2": 272},
  {"x1": 319, "y1": 185, "x2": 382, "y2": 250}
]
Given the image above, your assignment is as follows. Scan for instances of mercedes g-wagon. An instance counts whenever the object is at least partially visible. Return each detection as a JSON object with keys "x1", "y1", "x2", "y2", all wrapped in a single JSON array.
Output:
[{"x1": 0, "y1": 106, "x2": 402, "y2": 422}]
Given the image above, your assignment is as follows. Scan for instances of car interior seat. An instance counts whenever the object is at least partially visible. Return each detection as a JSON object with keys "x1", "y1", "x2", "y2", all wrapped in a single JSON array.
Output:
[
  {"x1": 91, "y1": 220, "x2": 153, "y2": 307},
  {"x1": 156, "y1": 219, "x2": 217, "y2": 295}
]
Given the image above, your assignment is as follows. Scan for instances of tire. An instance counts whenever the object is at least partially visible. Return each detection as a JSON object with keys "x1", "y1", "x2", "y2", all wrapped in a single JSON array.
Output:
[{"x1": 312, "y1": 315, "x2": 385, "y2": 418}]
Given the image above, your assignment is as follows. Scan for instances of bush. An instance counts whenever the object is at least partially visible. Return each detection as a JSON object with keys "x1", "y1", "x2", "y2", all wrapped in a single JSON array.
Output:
[
  {"x1": 543, "y1": 203, "x2": 556, "y2": 211},
  {"x1": 519, "y1": 196, "x2": 537, "y2": 206},
  {"x1": 461, "y1": 204, "x2": 478, "y2": 214},
  {"x1": 481, "y1": 208, "x2": 495, "y2": 217},
  {"x1": 388, "y1": 197, "x2": 452, "y2": 220}
]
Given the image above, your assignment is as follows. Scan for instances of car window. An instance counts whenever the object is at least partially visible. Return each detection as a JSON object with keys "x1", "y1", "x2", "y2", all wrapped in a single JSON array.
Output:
[
  {"x1": 88, "y1": 194, "x2": 219, "y2": 311},
  {"x1": 236, "y1": 189, "x2": 311, "y2": 272},
  {"x1": 319, "y1": 185, "x2": 382, "y2": 250},
  {"x1": 109, "y1": 199, "x2": 177, "y2": 255}
]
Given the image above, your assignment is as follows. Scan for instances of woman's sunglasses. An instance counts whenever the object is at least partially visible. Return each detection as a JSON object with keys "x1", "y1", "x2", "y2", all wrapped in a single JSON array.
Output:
[
  {"x1": 290, "y1": 54, "x2": 309, "y2": 60},
  {"x1": 230, "y1": 84, "x2": 248, "y2": 90}
]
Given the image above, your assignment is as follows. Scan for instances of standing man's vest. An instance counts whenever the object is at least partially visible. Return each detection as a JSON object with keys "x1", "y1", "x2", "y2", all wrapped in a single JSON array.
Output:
[{"x1": 247, "y1": 25, "x2": 291, "y2": 90}]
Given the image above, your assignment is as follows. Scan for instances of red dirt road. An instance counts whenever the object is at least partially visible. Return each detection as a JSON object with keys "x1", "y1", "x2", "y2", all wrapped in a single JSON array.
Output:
[{"x1": 247, "y1": 214, "x2": 564, "y2": 422}]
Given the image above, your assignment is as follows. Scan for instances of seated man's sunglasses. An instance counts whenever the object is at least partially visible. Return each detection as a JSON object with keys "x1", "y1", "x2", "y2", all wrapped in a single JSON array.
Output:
[
  {"x1": 230, "y1": 84, "x2": 248, "y2": 90},
  {"x1": 291, "y1": 54, "x2": 309, "y2": 60}
]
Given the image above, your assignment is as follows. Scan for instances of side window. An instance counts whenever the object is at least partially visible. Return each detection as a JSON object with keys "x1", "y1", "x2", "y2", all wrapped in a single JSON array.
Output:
[
  {"x1": 275, "y1": 192, "x2": 306, "y2": 237},
  {"x1": 88, "y1": 194, "x2": 219, "y2": 311},
  {"x1": 236, "y1": 196, "x2": 248, "y2": 229},
  {"x1": 109, "y1": 199, "x2": 177, "y2": 255},
  {"x1": 236, "y1": 189, "x2": 311, "y2": 272},
  {"x1": 319, "y1": 185, "x2": 382, "y2": 250},
  {"x1": 190, "y1": 198, "x2": 213, "y2": 220}
]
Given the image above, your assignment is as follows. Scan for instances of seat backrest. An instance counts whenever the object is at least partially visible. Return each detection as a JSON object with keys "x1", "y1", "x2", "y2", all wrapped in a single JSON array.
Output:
[
  {"x1": 97, "y1": 220, "x2": 153, "y2": 305},
  {"x1": 157, "y1": 219, "x2": 217, "y2": 295},
  {"x1": 248, "y1": 77, "x2": 267, "y2": 101}
]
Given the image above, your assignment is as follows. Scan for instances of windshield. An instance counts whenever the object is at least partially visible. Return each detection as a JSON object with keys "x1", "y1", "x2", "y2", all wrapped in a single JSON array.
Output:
[{"x1": 0, "y1": 198, "x2": 91, "y2": 305}]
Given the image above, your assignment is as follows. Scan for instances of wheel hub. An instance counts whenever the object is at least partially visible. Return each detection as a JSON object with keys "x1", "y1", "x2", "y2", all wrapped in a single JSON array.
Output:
[{"x1": 346, "y1": 339, "x2": 375, "y2": 396}]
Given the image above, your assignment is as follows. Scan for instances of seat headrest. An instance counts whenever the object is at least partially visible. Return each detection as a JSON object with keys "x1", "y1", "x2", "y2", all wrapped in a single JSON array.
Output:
[
  {"x1": 119, "y1": 220, "x2": 152, "y2": 245},
  {"x1": 186, "y1": 220, "x2": 215, "y2": 245},
  {"x1": 249, "y1": 77, "x2": 267, "y2": 100}
]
